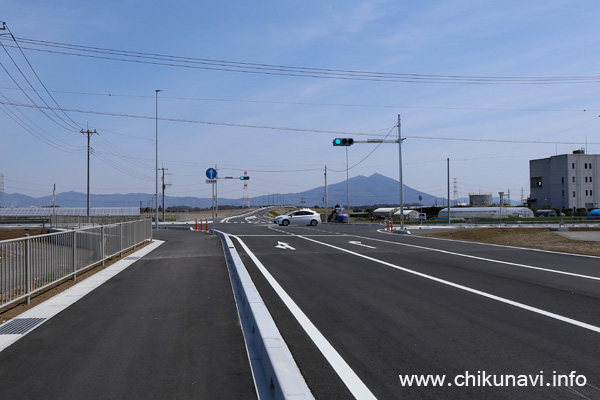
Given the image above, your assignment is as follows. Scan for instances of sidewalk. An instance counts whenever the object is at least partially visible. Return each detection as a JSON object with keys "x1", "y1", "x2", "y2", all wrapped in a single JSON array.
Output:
[{"x1": 0, "y1": 230, "x2": 256, "y2": 399}]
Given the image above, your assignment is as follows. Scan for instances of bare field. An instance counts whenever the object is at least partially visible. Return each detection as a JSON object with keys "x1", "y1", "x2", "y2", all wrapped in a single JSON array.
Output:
[
  {"x1": 0, "y1": 229, "x2": 48, "y2": 241},
  {"x1": 425, "y1": 228, "x2": 600, "y2": 256}
]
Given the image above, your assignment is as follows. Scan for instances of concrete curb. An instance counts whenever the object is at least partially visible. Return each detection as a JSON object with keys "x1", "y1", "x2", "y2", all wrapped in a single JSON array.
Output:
[{"x1": 215, "y1": 230, "x2": 314, "y2": 400}]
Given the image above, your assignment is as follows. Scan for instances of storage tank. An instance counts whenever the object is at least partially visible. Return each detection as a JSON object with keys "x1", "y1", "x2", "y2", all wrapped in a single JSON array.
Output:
[{"x1": 469, "y1": 193, "x2": 492, "y2": 207}]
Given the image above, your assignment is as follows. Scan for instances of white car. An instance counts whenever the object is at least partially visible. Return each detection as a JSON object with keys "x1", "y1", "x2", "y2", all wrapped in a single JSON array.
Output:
[{"x1": 274, "y1": 209, "x2": 321, "y2": 226}]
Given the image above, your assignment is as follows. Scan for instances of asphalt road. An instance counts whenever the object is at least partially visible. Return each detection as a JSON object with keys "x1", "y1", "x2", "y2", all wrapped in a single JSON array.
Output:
[
  {"x1": 218, "y1": 208, "x2": 600, "y2": 399},
  {"x1": 0, "y1": 230, "x2": 256, "y2": 400}
]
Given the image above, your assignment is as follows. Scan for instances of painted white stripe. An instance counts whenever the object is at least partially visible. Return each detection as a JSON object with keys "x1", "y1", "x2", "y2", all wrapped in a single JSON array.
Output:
[
  {"x1": 232, "y1": 235, "x2": 377, "y2": 400},
  {"x1": 296, "y1": 235, "x2": 600, "y2": 334},
  {"x1": 359, "y1": 232, "x2": 600, "y2": 282}
]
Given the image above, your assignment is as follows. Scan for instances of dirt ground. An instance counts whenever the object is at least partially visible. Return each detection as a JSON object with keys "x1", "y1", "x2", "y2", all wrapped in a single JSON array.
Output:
[
  {"x1": 0, "y1": 228, "x2": 48, "y2": 241},
  {"x1": 425, "y1": 228, "x2": 600, "y2": 256}
]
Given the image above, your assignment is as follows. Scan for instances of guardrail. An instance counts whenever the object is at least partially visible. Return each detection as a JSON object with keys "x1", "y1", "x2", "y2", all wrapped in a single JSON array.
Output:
[
  {"x1": 0, "y1": 219, "x2": 152, "y2": 309},
  {"x1": 215, "y1": 230, "x2": 313, "y2": 400}
]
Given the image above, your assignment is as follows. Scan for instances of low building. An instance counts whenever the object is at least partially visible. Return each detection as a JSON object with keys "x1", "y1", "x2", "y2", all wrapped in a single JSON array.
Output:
[
  {"x1": 529, "y1": 149, "x2": 599, "y2": 211},
  {"x1": 393, "y1": 209, "x2": 420, "y2": 220},
  {"x1": 372, "y1": 208, "x2": 398, "y2": 218}
]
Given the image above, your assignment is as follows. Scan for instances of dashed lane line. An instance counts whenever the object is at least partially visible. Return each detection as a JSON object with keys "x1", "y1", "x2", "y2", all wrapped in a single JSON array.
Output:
[{"x1": 294, "y1": 234, "x2": 600, "y2": 335}]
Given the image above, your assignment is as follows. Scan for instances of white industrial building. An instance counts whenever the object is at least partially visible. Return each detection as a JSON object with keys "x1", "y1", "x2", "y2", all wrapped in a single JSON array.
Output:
[
  {"x1": 438, "y1": 207, "x2": 534, "y2": 219},
  {"x1": 372, "y1": 207, "x2": 420, "y2": 220},
  {"x1": 529, "y1": 149, "x2": 599, "y2": 211}
]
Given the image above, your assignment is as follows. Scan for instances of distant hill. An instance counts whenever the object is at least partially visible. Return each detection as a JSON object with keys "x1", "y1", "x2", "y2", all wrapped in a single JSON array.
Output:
[
  {"x1": 3, "y1": 174, "x2": 445, "y2": 209},
  {"x1": 262, "y1": 173, "x2": 443, "y2": 207}
]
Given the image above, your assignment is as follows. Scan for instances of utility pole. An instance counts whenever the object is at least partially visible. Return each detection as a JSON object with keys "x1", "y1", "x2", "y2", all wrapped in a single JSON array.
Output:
[
  {"x1": 160, "y1": 167, "x2": 170, "y2": 223},
  {"x1": 52, "y1": 183, "x2": 56, "y2": 227},
  {"x1": 398, "y1": 114, "x2": 404, "y2": 230},
  {"x1": 499, "y1": 191, "x2": 504, "y2": 222},
  {"x1": 324, "y1": 165, "x2": 328, "y2": 223},
  {"x1": 81, "y1": 128, "x2": 98, "y2": 219},
  {"x1": 447, "y1": 158, "x2": 451, "y2": 225}
]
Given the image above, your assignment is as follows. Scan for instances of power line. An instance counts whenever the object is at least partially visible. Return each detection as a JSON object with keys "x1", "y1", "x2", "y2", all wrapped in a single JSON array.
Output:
[
  {"x1": 0, "y1": 93, "x2": 83, "y2": 152},
  {"x1": 0, "y1": 36, "x2": 79, "y2": 132},
  {"x1": 2, "y1": 36, "x2": 600, "y2": 84},
  {"x1": 2, "y1": 100, "x2": 597, "y2": 145},
  {"x1": 0, "y1": 99, "x2": 382, "y2": 136},
  {"x1": 3, "y1": 86, "x2": 597, "y2": 113},
  {"x1": 3, "y1": 25, "x2": 81, "y2": 130}
]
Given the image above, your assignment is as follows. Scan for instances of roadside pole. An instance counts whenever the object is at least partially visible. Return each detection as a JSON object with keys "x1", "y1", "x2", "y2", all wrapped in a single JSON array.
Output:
[
  {"x1": 206, "y1": 167, "x2": 218, "y2": 234},
  {"x1": 324, "y1": 165, "x2": 328, "y2": 224}
]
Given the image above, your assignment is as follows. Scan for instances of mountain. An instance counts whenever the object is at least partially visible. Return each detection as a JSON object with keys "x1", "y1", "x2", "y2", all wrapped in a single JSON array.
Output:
[
  {"x1": 3, "y1": 174, "x2": 444, "y2": 209},
  {"x1": 254, "y1": 173, "x2": 443, "y2": 207}
]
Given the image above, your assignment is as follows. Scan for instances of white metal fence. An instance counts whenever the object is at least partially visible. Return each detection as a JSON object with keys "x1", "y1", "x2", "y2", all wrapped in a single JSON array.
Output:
[{"x1": 0, "y1": 219, "x2": 152, "y2": 309}]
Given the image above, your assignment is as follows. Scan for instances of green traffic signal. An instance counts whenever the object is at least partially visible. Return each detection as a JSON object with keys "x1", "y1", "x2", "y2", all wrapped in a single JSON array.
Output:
[{"x1": 332, "y1": 138, "x2": 354, "y2": 146}]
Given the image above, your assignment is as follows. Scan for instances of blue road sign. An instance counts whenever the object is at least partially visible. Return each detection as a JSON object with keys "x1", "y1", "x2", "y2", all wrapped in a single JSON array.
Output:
[{"x1": 206, "y1": 168, "x2": 217, "y2": 179}]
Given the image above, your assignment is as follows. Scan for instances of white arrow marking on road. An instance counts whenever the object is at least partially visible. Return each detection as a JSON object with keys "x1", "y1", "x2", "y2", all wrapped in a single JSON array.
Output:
[
  {"x1": 275, "y1": 241, "x2": 296, "y2": 250},
  {"x1": 348, "y1": 241, "x2": 376, "y2": 249}
]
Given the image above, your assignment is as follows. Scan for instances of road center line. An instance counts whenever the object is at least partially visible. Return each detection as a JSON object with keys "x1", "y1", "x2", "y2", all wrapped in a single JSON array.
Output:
[
  {"x1": 295, "y1": 234, "x2": 600, "y2": 335},
  {"x1": 355, "y1": 233, "x2": 600, "y2": 282},
  {"x1": 231, "y1": 235, "x2": 377, "y2": 400}
]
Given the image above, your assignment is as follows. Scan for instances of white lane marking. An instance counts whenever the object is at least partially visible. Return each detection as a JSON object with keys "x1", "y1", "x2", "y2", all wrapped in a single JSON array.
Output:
[
  {"x1": 275, "y1": 241, "x2": 296, "y2": 250},
  {"x1": 296, "y1": 235, "x2": 600, "y2": 334},
  {"x1": 363, "y1": 233, "x2": 600, "y2": 282},
  {"x1": 232, "y1": 236, "x2": 377, "y2": 400},
  {"x1": 399, "y1": 230, "x2": 600, "y2": 260},
  {"x1": 348, "y1": 241, "x2": 376, "y2": 249},
  {"x1": 221, "y1": 209, "x2": 264, "y2": 223}
]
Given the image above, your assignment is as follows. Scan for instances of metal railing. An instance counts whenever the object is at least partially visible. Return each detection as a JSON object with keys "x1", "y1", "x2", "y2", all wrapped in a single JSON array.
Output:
[
  {"x1": 49, "y1": 215, "x2": 142, "y2": 229},
  {"x1": 0, "y1": 219, "x2": 152, "y2": 309}
]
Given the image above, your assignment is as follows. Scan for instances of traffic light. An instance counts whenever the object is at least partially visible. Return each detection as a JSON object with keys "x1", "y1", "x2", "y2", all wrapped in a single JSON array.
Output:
[
  {"x1": 240, "y1": 176, "x2": 250, "y2": 180},
  {"x1": 332, "y1": 138, "x2": 354, "y2": 146}
]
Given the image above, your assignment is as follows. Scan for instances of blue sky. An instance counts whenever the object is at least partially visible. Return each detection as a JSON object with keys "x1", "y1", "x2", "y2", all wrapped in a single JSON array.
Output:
[{"x1": 1, "y1": 1, "x2": 599, "y2": 205}]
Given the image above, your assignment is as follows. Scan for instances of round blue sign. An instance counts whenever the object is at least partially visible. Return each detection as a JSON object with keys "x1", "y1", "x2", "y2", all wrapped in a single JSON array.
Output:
[{"x1": 206, "y1": 168, "x2": 217, "y2": 179}]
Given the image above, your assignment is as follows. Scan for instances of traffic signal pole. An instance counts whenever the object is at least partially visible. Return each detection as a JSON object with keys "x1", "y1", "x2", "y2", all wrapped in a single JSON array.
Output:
[
  {"x1": 398, "y1": 114, "x2": 404, "y2": 231},
  {"x1": 346, "y1": 146, "x2": 350, "y2": 216},
  {"x1": 332, "y1": 115, "x2": 406, "y2": 230}
]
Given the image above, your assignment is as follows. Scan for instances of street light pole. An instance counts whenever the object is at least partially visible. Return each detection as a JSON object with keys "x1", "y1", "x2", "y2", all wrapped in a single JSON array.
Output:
[{"x1": 155, "y1": 89, "x2": 163, "y2": 229}]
